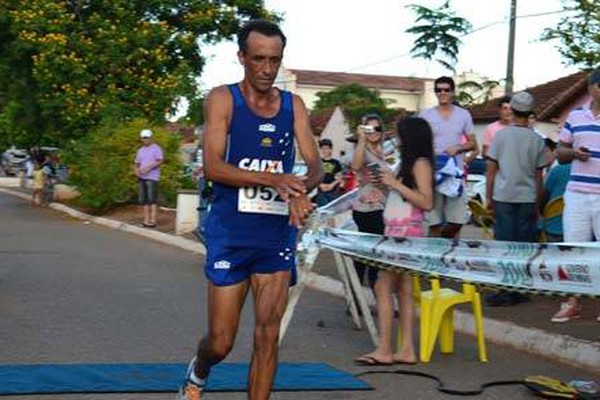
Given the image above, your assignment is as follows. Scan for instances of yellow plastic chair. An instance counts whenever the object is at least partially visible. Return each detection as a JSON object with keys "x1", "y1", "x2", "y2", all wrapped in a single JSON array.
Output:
[
  {"x1": 397, "y1": 277, "x2": 487, "y2": 363},
  {"x1": 468, "y1": 199, "x2": 495, "y2": 239},
  {"x1": 539, "y1": 196, "x2": 564, "y2": 243}
]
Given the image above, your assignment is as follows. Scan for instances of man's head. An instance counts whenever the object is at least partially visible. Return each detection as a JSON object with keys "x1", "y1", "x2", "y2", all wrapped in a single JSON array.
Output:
[
  {"x1": 509, "y1": 91, "x2": 535, "y2": 120},
  {"x1": 497, "y1": 96, "x2": 513, "y2": 124},
  {"x1": 588, "y1": 69, "x2": 600, "y2": 102},
  {"x1": 318, "y1": 138, "x2": 333, "y2": 159},
  {"x1": 140, "y1": 129, "x2": 153, "y2": 145},
  {"x1": 237, "y1": 20, "x2": 286, "y2": 93},
  {"x1": 433, "y1": 76, "x2": 455, "y2": 106}
]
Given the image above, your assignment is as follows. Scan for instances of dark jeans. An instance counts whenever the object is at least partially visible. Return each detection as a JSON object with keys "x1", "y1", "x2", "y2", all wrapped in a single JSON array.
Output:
[
  {"x1": 493, "y1": 201, "x2": 538, "y2": 242},
  {"x1": 352, "y1": 209, "x2": 384, "y2": 288}
]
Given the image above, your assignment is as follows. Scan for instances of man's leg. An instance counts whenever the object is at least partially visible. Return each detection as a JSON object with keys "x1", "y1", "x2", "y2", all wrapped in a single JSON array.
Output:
[
  {"x1": 196, "y1": 281, "x2": 249, "y2": 377},
  {"x1": 441, "y1": 191, "x2": 470, "y2": 239},
  {"x1": 427, "y1": 192, "x2": 445, "y2": 237},
  {"x1": 248, "y1": 271, "x2": 290, "y2": 400},
  {"x1": 552, "y1": 191, "x2": 593, "y2": 322},
  {"x1": 148, "y1": 180, "x2": 158, "y2": 225},
  {"x1": 179, "y1": 281, "x2": 249, "y2": 400}
]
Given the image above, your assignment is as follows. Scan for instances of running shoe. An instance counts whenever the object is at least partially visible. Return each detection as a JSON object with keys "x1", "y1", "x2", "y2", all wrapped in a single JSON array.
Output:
[
  {"x1": 177, "y1": 357, "x2": 205, "y2": 400},
  {"x1": 551, "y1": 302, "x2": 581, "y2": 323}
]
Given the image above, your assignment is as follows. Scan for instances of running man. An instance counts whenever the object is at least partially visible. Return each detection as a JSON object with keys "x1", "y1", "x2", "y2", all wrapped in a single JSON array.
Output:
[{"x1": 178, "y1": 20, "x2": 323, "y2": 400}]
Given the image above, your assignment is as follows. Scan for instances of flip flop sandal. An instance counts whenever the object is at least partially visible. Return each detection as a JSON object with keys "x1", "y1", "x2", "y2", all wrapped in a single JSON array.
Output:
[{"x1": 354, "y1": 355, "x2": 394, "y2": 366}]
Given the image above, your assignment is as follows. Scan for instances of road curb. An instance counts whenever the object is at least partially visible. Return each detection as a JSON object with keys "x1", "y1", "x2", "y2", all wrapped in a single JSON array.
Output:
[{"x1": 1, "y1": 187, "x2": 599, "y2": 372}]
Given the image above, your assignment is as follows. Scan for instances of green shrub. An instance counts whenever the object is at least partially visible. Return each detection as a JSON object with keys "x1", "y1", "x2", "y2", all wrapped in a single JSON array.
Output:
[{"x1": 63, "y1": 118, "x2": 184, "y2": 212}]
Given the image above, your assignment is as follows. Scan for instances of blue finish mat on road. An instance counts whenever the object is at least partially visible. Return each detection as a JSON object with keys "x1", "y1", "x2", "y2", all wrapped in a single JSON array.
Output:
[{"x1": 0, "y1": 362, "x2": 372, "y2": 395}]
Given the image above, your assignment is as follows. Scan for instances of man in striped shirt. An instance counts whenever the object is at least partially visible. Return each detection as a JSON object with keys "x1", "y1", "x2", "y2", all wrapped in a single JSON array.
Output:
[{"x1": 551, "y1": 69, "x2": 600, "y2": 323}]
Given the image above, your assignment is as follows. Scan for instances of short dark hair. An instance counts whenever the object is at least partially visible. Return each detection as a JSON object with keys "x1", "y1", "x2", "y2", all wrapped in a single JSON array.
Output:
[
  {"x1": 511, "y1": 109, "x2": 531, "y2": 119},
  {"x1": 318, "y1": 138, "x2": 333, "y2": 148},
  {"x1": 237, "y1": 19, "x2": 287, "y2": 53},
  {"x1": 434, "y1": 76, "x2": 455, "y2": 91},
  {"x1": 498, "y1": 96, "x2": 511, "y2": 107}
]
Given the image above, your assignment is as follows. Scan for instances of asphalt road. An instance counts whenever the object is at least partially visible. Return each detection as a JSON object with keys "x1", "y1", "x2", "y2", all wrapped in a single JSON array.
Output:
[{"x1": 0, "y1": 192, "x2": 598, "y2": 400}]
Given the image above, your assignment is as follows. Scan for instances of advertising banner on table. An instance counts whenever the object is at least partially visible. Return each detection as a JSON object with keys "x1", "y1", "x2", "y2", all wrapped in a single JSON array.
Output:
[{"x1": 316, "y1": 228, "x2": 600, "y2": 297}]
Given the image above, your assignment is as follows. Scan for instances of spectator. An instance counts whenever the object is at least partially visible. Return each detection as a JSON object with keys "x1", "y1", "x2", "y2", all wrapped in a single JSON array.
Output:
[
  {"x1": 551, "y1": 69, "x2": 600, "y2": 323},
  {"x1": 354, "y1": 117, "x2": 434, "y2": 366},
  {"x1": 419, "y1": 76, "x2": 477, "y2": 239},
  {"x1": 485, "y1": 92, "x2": 546, "y2": 306},
  {"x1": 31, "y1": 161, "x2": 45, "y2": 206},
  {"x1": 315, "y1": 138, "x2": 343, "y2": 207},
  {"x1": 350, "y1": 114, "x2": 392, "y2": 290},
  {"x1": 482, "y1": 96, "x2": 513, "y2": 158},
  {"x1": 41, "y1": 154, "x2": 55, "y2": 205},
  {"x1": 134, "y1": 129, "x2": 163, "y2": 228},
  {"x1": 539, "y1": 160, "x2": 571, "y2": 242}
]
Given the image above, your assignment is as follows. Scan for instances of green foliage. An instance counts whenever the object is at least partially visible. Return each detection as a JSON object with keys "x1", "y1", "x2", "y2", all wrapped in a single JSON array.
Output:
[
  {"x1": 0, "y1": 0, "x2": 277, "y2": 147},
  {"x1": 63, "y1": 119, "x2": 182, "y2": 212},
  {"x1": 406, "y1": 1, "x2": 472, "y2": 72},
  {"x1": 312, "y1": 83, "x2": 396, "y2": 129},
  {"x1": 456, "y1": 79, "x2": 500, "y2": 106},
  {"x1": 541, "y1": 0, "x2": 600, "y2": 68}
]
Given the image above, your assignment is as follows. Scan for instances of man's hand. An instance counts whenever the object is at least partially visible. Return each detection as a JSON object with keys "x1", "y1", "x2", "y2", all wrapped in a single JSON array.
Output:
[
  {"x1": 575, "y1": 147, "x2": 591, "y2": 162},
  {"x1": 486, "y1": 199, "x2": 494, "y2": 215},
  {"x1": 288, "y1": 194, "x2": 315, "y2": 228},
  {"x1": 446, "y1": 145, "x2": 461, "y2": 156},
  {"x1": 271, "y1": 174, "x2": 307, "y2": 202}
]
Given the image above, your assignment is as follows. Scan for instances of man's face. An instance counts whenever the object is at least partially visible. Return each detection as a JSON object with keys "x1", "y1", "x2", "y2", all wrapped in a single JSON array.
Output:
[
  {"x1": 141, "y1": 137, "x2": 152, "y2": 146},
  {"x1": 319, "y1": 145, "x2": 332, "y2": 159},
  {"x1": 238, "y1": 32, "x2": 284, "y2": 93},
  {"x1": 434, "y1": 83, "x2": 454, "y2": 106},
  {"x1": 499, "y1": 102, "x2": 513, "y2": 123}
]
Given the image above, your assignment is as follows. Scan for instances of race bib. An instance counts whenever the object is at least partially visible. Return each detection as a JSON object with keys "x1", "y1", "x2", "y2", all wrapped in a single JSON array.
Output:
[{"x1": 238, "y1": 186, "x2": 289, "y2": 215}]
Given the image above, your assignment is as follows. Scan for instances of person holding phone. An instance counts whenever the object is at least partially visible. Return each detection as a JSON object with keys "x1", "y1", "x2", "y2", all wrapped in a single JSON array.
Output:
[
  {"x1": 350, "y1": 114, "x2": 392, "y2": 291},
  {"x1": 551, "y1": 69, "x2": 600, "y2": 323}
]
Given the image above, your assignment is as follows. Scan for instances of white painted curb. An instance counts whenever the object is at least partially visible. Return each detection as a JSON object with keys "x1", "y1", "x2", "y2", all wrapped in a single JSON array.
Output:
[{"x1": 1, "y1": 187, "x2": 599, "y2": 372}]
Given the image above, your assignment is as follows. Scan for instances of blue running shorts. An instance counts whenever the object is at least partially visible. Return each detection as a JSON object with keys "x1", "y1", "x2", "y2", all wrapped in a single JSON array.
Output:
[{"x1": 205, "y1": 243, "x2": 297, "y2": 287}]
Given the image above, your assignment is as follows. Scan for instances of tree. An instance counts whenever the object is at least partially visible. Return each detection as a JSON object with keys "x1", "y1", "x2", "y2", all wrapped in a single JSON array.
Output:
[
  {"x1": 541, "y1": 0, "x2": 600, "y2": 68},
  {"x1": 456, "y1": 79, "x2": 501, "y2": 107},
  {"x1": 405, "y1": 1, "x2": 472, "y2": 72},
  {"x1": 0, "y1": 0, "x2": 277, "y2": 147},
  {"x1": 312, "y1": 83, "x2": 396, "y2": 129}
]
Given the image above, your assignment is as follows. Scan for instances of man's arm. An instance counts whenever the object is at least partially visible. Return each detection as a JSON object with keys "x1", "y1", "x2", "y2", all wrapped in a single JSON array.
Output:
[
  {"x1": 557, "y1": 141, "x2": 590, "y2": 164},
  {"x1": 535, "y1": 168, "x2": 544, "y2": 218},
  {"x1": 202, "y1": 87, "x2": 307, "y2": 198},
  {"x1": 485, "y1": 159, "x2": 498, "y2": 210}
]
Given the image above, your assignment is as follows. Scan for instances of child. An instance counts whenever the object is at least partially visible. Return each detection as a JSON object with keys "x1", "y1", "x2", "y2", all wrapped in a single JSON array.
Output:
[
  {"x1": 31, "y1": 162, "x2": 45, "y2": 206},
  {"x1": 354, "y1": 117, "x2": 434, "y2": 366}
]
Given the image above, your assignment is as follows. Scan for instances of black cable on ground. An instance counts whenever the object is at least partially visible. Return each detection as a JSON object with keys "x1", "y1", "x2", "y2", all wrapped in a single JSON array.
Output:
[{"x1": 355, "y1": 369, "x2": 523, "y2": 396}]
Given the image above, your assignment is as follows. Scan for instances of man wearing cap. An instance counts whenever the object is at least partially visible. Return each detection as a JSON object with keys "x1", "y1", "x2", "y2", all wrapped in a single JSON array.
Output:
[
  {"x1": 315, "y1": 138, "x2": 343, "y2": 207},
  {"x1": 134, "y1": 129, "x2": 163, "y2": 228},
  {"x1": 550, "y1": 68, "x2": 600, "y2": 323},
  {"x1": 485, "y1": 92, "x2": 546, "y2": 306}
]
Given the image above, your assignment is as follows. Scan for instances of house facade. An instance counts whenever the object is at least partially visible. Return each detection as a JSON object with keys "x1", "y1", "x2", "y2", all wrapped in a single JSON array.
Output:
[
  {"x1": 469, "y1": 71, "x2": 590, "y2": 145},
  {"x1": 275, "y1": 68, "x2": 435, "y2": 112}
]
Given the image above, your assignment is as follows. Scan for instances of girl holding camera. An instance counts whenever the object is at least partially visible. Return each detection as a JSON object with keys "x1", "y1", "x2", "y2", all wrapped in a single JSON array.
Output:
[{"x1": 350, "y1": 114, "x2": 391, "y2": 290}]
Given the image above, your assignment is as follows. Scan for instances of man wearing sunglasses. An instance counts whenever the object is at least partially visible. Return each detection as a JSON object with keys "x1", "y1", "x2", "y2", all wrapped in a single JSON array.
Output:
[{"x1": 419, "y1": 76, "x2": 477, "y2": 239}]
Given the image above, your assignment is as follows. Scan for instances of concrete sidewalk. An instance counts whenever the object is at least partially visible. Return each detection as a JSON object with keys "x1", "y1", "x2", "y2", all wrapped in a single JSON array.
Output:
[{"x1": 1, "y1": 185, "x2": 599, "y2": 374}]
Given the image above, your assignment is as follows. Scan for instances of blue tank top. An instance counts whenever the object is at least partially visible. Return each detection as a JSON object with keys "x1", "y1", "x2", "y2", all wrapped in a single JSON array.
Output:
[{"x1": 204, "y1": 84, "x2": 297, "y2": 248}]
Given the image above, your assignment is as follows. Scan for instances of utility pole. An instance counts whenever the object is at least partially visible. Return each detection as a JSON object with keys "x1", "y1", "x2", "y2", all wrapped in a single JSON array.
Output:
[{"x1": 505, "y1": 0, "x2": 517, "y2": 95}]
